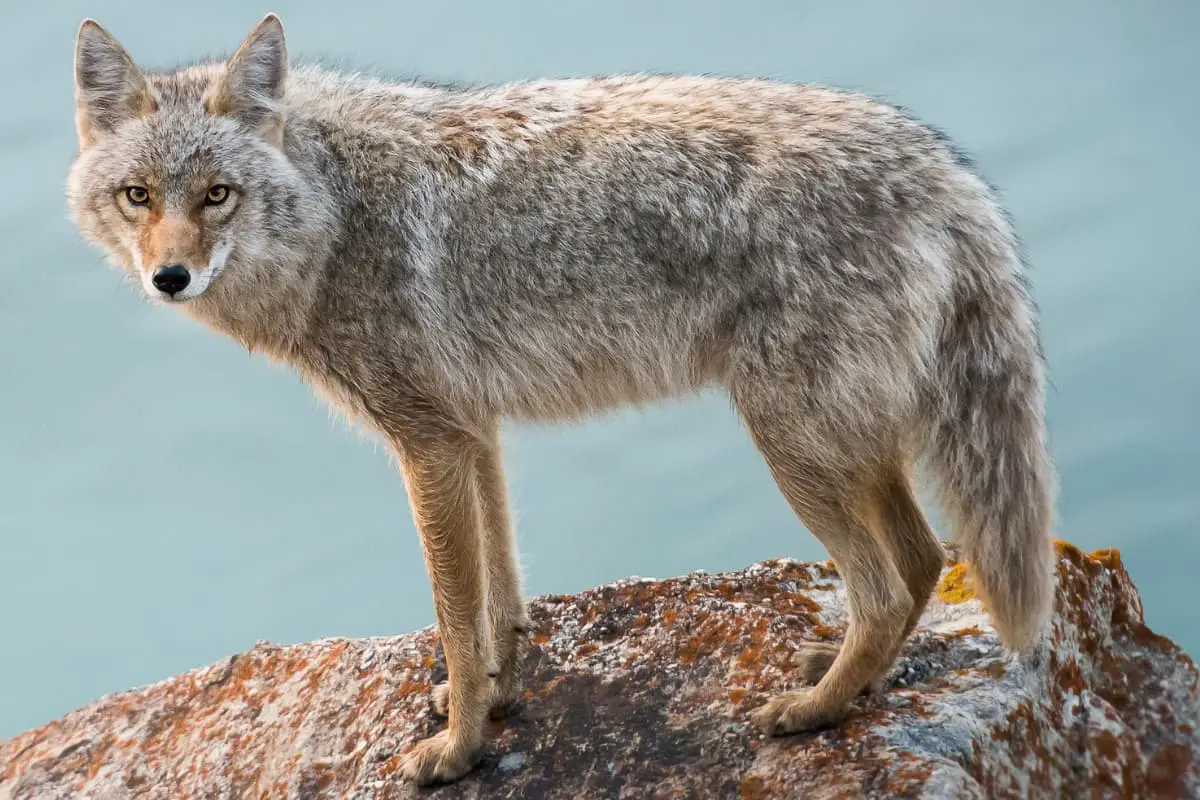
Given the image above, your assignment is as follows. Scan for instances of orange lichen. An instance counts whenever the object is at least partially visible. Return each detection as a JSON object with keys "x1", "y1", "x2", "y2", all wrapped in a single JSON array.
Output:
[
  {"x1": 1055, "y1": 657, "x2": 1087, "y2": 694},
  {"x1": 769, "y1": 592, "x2": 822, "y2": 618},
  {"x1": 736, "y1": 648, "x2": 762, "y2": 670},
  {"x1": 378, "y1": 755, "x2": 405, "y2": 779},
  {"x1": 813, "y1": 560, "x2": 839, "y2": 579},
  {"x1": 392, "y1": 680, "x2": 430, "y2": 699},
  {"x1": 982, "y1": 662, "x2": 1008, "y2": 679},
  {"x1": 1130, "y1": 623, "x2": 1179, "y2": 653},
  {"x1": 1092, "y1": 730, "x2": 1122, "y2": 760},
  {"x1": 1147, "y1": 744, "x2": 1193, "y2": 797},
  {"x1": 84, "y1": 735, "x2": 117, "y2": 780},
  {"x1": 937, "y1": 563, "x2": 976, "y2": 604},
  {"x1": 947, "y1": 625, "x2": 986, "y2": 639},
  {"x1": 739, "y1": 774, "x2": 767, "y2": 799},
  {"x1": 890, "y1": 755, "x2": 936, "y2": 790},
  {"x1": 679, "y1": 620, "x2": 731, "y2": 665},
  {"x1": 808, "y1": 624, "x2": 840, "y2": 641},
  {"x1": 305, "y1": 762, "x2": 336, "y2": 793}
]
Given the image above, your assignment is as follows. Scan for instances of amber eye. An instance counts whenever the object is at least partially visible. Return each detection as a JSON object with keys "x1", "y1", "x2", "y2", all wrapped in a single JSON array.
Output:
[
  {"x1": 205, "y1": 185, "x2": 230, "y2": 206},
  {"x1": 125, "y1": 186, "x2": 149, "y2": 206}
]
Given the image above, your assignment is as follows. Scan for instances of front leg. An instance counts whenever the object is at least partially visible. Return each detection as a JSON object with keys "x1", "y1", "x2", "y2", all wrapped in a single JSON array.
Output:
[
  {"x1": 391, "y1": 422, "x2": 490, "y2": 786},
  {"x1": 433, "y1": 426, "x2": 530, "y2": 720}
]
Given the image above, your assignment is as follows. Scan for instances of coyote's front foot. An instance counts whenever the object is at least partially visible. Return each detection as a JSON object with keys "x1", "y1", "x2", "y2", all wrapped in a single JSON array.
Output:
[
  {"x1": 750, "y1": 689, "x2": 851, "y2": 736},
  {"x1": 398, "y1": 729, "x2": 483, "y2": 786},
  {"x1": 793, "y1": 642, "x2": 886, "y2": 695},
  {"x1": 431, "y1": 678, "x2": 522, "y2": 720}
]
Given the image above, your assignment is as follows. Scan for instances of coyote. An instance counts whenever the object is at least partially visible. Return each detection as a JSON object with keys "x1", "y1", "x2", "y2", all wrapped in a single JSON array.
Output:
[{"x1": 66, "y1": 13, "x2": 1057, "y2": 785}]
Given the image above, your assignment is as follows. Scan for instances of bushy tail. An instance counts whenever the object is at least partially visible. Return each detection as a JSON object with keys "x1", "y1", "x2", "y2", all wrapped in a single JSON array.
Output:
[{"x1": 923, "y1": 235, "x2": 1057, "y2": 652}]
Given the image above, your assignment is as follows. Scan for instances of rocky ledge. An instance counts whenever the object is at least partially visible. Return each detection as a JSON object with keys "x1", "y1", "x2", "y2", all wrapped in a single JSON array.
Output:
[{"x1": 2, "y1": 541, "x2": 1197, "y2": 799}]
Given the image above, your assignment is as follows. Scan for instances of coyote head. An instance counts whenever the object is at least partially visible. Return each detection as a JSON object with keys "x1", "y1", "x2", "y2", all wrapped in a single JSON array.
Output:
[{"x1": 65, "y1": 14, "x2": 333, "y2": 316}]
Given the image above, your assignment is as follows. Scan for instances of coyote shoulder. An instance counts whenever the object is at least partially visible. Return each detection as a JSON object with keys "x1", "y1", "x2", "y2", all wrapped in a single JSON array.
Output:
[{"x1": 67, "y1": 13, "x2": 1057, "y2": 786}]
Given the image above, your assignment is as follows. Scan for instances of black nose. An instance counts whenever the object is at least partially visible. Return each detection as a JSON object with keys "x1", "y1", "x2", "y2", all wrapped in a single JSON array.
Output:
[{"x1": 152, "y1": 264, "x2": 191, "y2": 295}]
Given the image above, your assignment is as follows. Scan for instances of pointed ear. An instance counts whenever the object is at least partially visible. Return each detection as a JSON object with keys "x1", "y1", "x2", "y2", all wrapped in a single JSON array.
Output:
[
  {"x1": 74, "y1": 19, "x2": 157, "y2": 149},
  {"x1": 205, "y1": 14, "x2": 288, "y2": 147}
]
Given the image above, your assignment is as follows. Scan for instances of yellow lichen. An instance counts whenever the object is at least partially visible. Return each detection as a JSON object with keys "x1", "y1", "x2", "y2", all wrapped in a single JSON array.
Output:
[
  {"x1": 936, "y1": 563, "x2": 975, "y2": 604},
  {"x1": 1054, "y1": 538, "x2": 1084, "y2": 561},
  {"x1": 1089, "y1": 548, "x2": 1123, "y2": 570}
]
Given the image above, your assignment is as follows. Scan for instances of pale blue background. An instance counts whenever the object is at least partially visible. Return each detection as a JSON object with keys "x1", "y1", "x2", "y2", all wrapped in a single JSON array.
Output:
[{"x1": 2, "y1": 1, "x2": 1197, "y2": 737}]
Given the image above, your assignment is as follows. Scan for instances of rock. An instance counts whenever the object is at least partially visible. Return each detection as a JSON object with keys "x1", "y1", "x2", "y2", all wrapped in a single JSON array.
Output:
[{"x1": 2, "y1": 540, "x2": 1197, "y2": 799}]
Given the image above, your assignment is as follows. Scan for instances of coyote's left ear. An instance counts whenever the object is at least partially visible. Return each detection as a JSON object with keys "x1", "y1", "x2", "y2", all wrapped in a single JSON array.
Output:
[
  {"x1": 74, "y1": 20, "x2": 158, "y2": 150},
  {"x1": 206, "y1": 13, "x2": 288, "y2": 148}
]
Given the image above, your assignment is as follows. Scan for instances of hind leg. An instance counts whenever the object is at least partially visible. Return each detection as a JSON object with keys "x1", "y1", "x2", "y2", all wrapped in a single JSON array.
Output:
[
  {"x1": 793, "y1": 463, "x2": 946, "y2": 691},
  {"x1": 736, "y1": 404, "x2": 913, "y2": 734}
]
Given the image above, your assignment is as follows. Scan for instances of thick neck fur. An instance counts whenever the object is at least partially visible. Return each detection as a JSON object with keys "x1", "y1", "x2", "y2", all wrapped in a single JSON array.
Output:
[{"x1": 175, "y1": 64, "x2": 545, "y2": 363}]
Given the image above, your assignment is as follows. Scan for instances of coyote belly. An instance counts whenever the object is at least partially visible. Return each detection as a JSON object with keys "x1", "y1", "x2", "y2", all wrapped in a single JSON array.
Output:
[{"x1": 66, "y1": 13, "x2": 1057, "y2": 787}]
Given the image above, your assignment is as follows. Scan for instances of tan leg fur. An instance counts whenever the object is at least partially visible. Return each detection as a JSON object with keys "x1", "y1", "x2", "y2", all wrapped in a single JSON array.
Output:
[
  {"x1": 432, "y1": 425, "x2": 530, "y2": 721},
  {"x1": 736, "y1": 405, "x2": 916, "y2": 735},
  {"x1": 389, "y1": 420, "x2": 491, "y2": 785},
  {"x1": 793, "y1": 462, "x2": 946, "y2": 694}
]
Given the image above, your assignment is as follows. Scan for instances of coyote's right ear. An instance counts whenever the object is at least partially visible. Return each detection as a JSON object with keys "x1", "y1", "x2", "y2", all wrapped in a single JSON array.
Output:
[
  {"x1": 206, "y1": 14, "x2": 288, "y2": 148},
  {"x1": 73, "y1": 20, "x2": 157, "y2": 149}
]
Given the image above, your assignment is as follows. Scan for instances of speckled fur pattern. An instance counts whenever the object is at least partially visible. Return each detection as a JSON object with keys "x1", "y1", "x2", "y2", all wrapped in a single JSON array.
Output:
[{"x1": 66, "y1": 13, "x2": 1058, "y2": 787}]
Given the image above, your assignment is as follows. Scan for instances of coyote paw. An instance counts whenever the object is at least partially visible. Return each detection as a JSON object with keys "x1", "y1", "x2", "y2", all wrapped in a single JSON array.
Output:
[
  {"x1": 399, "y1": 729, "x2": 482, "y2": 786},
  {"x1": 750, "y1": 689, "x2": 849, "y2": 736},
  {"x1": 431, "y1": 680, "x2": 522, "y2": 720},
  {"x1": 794, "y1": 642, "x2": 842, "y2": 683},
  {"x1": 431, "y1": 682, "x2": 451, "y2": 717},
  {"x1": 793, "y1": 642, "x2": 884, "y2": 695}
]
